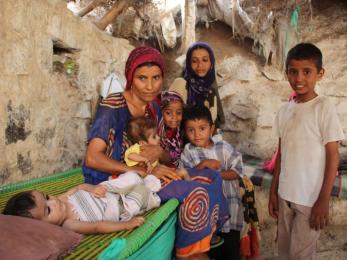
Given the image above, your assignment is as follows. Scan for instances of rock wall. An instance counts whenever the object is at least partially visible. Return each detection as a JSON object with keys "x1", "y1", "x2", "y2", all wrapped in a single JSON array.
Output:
[
  {"x1": 167, "y1": 1, "x2": 347, "y2": 160},
  {"x1": 212, "y1": 1, "x2": 347, "y2": 159},
  {"x1": 0, "y1": 0, "x2": 133, "y2": 185}
]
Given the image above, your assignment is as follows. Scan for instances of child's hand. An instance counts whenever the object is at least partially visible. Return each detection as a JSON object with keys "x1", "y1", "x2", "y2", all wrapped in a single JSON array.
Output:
[
  {"x1": 125, "y1": 216, "x2": 145, "y2": 230},
  {"x1": 93, "y1": 185, "x2": 107, "y2": 198},
  {"x1": 195, "y1": 159, "x2": 221, "y2": 170},
  {"x1": 268, "y1": 191, "x2": 279, "y2": 219},
  {"x1": 177, "y1": 168, "x2": 190, "y2": 180},
  {"x1": 310, "y1": 197, "x2": 330, "y2": 230},
  {"x1": 140, "y1": 145, "x2": 162, "y2": 163},
  {"x1": 145, "y1": 160, "x2": 154, "y2": 175}
]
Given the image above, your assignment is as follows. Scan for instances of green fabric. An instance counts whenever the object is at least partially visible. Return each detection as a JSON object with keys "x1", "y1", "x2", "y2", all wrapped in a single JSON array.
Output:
[
  {"x1": 290, "y1": 6, "x2": 300, "y2": 31},
  {"x1": 0, "y1": 169, "x2": 179, "y2": 259},
  {"x1": 98, "y1": 239, "x2": 127, "y2": 260},
  {"x1": 116, "y1": 199, "x2": 179, "y2": 259},
  {"x1": 127, "y1": 213, "x2": 177, "y2": 260}
]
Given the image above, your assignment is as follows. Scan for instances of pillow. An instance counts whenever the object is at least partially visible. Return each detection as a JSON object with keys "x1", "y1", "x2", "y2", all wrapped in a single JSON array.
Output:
[{"x1": 0, "y1": 214, "x2": 83, "y2": 260}]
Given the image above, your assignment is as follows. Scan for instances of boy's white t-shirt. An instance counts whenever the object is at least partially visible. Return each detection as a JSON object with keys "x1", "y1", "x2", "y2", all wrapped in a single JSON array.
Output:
[{"x1": 274, "y1": 96, "x2": 344, "y2": 207}]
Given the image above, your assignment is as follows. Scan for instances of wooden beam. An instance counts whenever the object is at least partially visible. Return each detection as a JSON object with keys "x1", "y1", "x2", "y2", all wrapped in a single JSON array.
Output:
[
  {"x1": 96, "y1": 0, "x2": 129, "y2": 31},
  {"x1": 77, "y1": 0, "x2": 106, "y2": 17},
  {"x1": 181, "y1": 0, "x2": 196, "y2": 54}
]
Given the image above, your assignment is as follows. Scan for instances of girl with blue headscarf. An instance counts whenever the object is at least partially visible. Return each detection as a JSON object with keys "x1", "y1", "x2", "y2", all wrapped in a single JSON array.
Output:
[{"x1": 183, "y1": 42, "x2": 225, "y2": 126}]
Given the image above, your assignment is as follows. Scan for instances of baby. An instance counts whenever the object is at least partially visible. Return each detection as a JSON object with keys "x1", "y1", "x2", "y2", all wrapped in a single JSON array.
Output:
[
  {"x1": 125, "y1": 117, "x2": 161, "y2": 175},
  {"x1": 3, "y1": 171, "x2": 161, "y2": 234},
  {"x1": 126, "y1": 116, "x2": 190, "y2": 180}
]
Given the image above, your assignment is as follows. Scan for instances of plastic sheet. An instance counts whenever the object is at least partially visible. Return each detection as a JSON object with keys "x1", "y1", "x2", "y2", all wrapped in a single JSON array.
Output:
[{"x1": 100, "y1": 72, "x2": 124, "y2": 98}]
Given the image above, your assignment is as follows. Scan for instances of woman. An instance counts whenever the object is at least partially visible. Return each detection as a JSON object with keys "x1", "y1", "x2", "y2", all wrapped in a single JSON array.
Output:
[
  {"x1": 183, "y1": 42, "x2": 224, "y2": 127},
  {"x1": 83, "y1": 46, "x2": 229, "y2": 259},
  {"x1": 83, "y1": 47, "x2": 176, "y2": 184}
]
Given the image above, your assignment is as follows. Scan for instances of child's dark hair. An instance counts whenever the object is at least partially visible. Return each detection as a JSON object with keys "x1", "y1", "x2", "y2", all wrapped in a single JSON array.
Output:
[
  {"x1": 183, "y1": 105, "x2": 213, "y2": 128},
  {"x1": 127, "y1": 117, "x2": 157, "y2": 143},
  {"x1": 2, "y1": 190, "x2": 36, "y2": 218},
  {"x1": 285, "y1": 43, "x2": 323, "y2": 72}
]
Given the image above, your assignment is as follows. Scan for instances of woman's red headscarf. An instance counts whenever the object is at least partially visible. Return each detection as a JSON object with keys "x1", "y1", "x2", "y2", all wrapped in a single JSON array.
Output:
[{"x1": 125, "y1": 46, "x2": 165, "y2": 90}]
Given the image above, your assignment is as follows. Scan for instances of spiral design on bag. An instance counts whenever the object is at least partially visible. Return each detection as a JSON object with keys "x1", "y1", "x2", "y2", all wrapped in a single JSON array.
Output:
[
  {"x1": 191, "y1": 176, "x2": 212, "y2": 185},
  {"x1": 179, "y1": 187, "x2": 209, "y2": 232}
]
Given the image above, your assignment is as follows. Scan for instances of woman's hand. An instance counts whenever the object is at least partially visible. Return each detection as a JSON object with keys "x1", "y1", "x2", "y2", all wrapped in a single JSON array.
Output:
[
  {"x1": 140, "y1": 144, "x2": 171, "y2": 164},
  {"x1": 151, "y1": 164, "x2": 182, "y2": 182},
  {"x1": 140, "y1": 144, "x2": 162, "y2": 162}
]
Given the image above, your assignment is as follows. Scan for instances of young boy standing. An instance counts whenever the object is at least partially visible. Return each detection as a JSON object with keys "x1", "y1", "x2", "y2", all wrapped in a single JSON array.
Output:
[
  {"x1": 180, "y1": 105, "x2": 244, "y2": 260},
  {"x1": 268, "y1": 43, "x2": 345, "y2": 259}
]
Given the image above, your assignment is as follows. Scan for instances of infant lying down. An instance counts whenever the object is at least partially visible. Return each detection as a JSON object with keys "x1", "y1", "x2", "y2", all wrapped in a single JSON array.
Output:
[{"x1": 3, "y1": 171, "x2": 161, "y2": 234}]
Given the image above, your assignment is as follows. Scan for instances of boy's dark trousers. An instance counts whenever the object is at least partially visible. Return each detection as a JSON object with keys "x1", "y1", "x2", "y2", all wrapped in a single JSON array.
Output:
[{"x1": 208, "y1": 230, "x2": 241, "y2": 260}]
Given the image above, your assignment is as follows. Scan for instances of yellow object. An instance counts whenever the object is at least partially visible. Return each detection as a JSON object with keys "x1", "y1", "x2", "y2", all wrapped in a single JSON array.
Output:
[{"x1": 124, "y1": 143, "x2": 158, "y2": 167}]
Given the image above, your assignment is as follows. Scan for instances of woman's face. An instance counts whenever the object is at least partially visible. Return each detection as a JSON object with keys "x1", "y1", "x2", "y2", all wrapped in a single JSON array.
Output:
[
  {"x1": 191, "y1": 48, "x2": 212, "y2": 77},
  {"x1": 131, "y1": 65, "x2": 163, "y2": 104}
]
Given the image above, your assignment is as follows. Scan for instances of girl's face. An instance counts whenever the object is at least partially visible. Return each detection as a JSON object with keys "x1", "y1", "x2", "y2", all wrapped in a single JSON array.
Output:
[
  {"x1": 162, "y1": 101, "x2": 183, "y2": 129},
  {"x1": 131, "y1": 65, "x2": 163, "y2": 105},
  {"x1": 29, "y1": 190, "x2": 67, "y2": 226},
  {"x1": 191, "y1": 48, "x2": 212, "y2": 77}
]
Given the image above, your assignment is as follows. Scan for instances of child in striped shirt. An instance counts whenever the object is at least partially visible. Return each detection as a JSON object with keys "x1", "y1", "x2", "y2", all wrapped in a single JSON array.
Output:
[{"x1": 180, "y1": 105, "x2": 244, "y2": 259}]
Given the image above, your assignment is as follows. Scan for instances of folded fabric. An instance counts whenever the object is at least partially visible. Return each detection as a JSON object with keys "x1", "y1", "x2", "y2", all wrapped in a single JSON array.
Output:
[
  {"x1": 262, "y1": 150, "x2": 278, "y2": 174},
  {"x1": 244, "y1": 155, "x2": 347, "y2": 199}
]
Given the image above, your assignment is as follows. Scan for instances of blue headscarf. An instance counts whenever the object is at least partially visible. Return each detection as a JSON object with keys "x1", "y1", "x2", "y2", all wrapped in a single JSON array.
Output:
[{"x1": 183, "y1": 42, "x2": 216, "y2": 107}]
